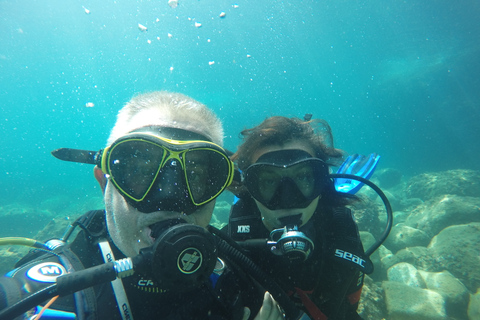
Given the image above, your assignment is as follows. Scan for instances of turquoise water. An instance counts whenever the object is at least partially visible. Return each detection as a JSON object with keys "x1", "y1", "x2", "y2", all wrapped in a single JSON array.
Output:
[
  {"x1": 1, "y1": 0, "x2": 479, "y2": 206},
  {"x1": 1, "y1": 2, "x2": 480, "y2": 319}
]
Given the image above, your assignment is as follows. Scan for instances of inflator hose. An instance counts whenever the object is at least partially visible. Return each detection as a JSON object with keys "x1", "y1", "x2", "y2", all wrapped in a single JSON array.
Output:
[
  {"x1": 208, "y1": 226, "x2": 305, "y2": 320},
  {"x1": 330, "y1": 173, "x2": 393, "y2": 256},
  {"x1": 0, "y1": 237, "x2": 49, "y2": 250}
]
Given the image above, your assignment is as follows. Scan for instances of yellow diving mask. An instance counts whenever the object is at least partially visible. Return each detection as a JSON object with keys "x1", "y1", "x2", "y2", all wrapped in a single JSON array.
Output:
[{"x1": 52, "y1": 127, "x2": 234, "y2": 214}]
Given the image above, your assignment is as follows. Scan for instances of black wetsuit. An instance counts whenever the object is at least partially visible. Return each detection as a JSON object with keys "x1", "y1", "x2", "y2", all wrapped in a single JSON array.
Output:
[
  {"x1": 0, "y1": 210, "x2": 261, "y2": 320},
  {"x1": 226, "y1": 196, "x2": 367, "y2": 320}
]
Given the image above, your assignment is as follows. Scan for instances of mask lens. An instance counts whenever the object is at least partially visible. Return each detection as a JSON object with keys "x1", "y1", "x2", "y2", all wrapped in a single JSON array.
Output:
[
  {"x1": 256, "y1": 163, "x2": 316, "y2": 202},
  {"x1": 107, "y1": 140, "x2": 166, "y2": 200},
  {"x1": 255, "y1": 168, "x2": 282, "y2": 202},
  {"x1": 184, "y1": 149, "x2": 232, "y2": 204},
  {"x1": 245, "y1": 158, "x2": 327, "y2": 209}
]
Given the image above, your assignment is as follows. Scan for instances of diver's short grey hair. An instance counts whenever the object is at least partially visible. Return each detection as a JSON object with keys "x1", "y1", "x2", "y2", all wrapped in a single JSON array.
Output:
[{"x1": 107, "y1": 91, "x2": 224, "y2": 146}]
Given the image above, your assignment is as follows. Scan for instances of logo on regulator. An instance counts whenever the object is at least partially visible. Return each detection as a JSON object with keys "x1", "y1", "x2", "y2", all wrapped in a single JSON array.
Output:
[{"x1": 177, "y1": 248, "x2": 203, "y2": 274}]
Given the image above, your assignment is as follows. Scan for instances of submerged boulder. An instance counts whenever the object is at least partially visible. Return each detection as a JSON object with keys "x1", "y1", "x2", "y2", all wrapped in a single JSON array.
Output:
[
  {"x1": 351, "y1": 196, "x2": 383, "y2": 238},
  {"x1": 376, "y1": 168, "x2": 403, "y2": 189},
  {"x1": 384, "y1": 224, "x2": 430, "y2": 252},
  {"x1": 405, "y1": 195, "x2": 480, "y2": 237},
  {"x1": 426, "y1": 223, "x2": 480, "y2": 292},
  {"x1": 418, "y1": 270, "x2": 469, "y2": 319},
  {"x1": 387, "y1": 262, "x2": 426, "y2": 288},
  {"x1": 383, "y1": 281, "x2": 447, "y2": 320},
  {"x1": 468, "y1": 289, "x2": 480, "y2": 320},
  {"x1": 358, "y1": 275, "x2": 386, "y2": 319},
  {"x1": 393, "y1": 246, "x2": 429, "y2": 270},
  {"x1": 405, "y1": 169, "x2": 480, "y2": 200}
]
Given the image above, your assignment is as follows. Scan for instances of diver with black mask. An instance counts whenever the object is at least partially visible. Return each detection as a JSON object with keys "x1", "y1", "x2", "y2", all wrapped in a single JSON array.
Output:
[
  {"x1": 0, "y1": 92, "x2": 285, "y2": 320},
  {"x1": 226, "y1": 116, "x2": 374, "y2": 320}
]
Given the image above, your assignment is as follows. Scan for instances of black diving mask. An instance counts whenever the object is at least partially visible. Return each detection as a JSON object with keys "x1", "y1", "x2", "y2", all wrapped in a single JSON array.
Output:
[
  {"x1": 244, "y1": 150, "x2": 328, "y2": 210},
  {"x1": 51, "y1": 127, "x2": 234, "y2": 214}
]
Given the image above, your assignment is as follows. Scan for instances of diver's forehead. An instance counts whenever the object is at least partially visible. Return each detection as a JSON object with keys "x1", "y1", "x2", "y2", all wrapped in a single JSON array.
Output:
[
  {"x1": 131, "y1": 126, "x2": 211, "y2": 141},
  {"x1": 124, "y1": 109, "x2": 211, "y2": 141},
  {"x1": 252, "y1": 141, "x2": 316, "y2": 163}
]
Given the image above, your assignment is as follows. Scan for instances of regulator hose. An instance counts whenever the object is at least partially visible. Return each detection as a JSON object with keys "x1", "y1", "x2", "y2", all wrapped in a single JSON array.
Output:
[
  {"x1": 0, "y1": 284, "x2": 57, "y2": 320},
  {"x1": 208, "y1": 225, "x2": 306, "y2": 320}
]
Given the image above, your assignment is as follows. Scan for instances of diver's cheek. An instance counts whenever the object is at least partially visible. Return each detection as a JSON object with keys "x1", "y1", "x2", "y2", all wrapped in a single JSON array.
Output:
[
  {"x1": 104, "y1": 183, "x2": 144, "y2": 257},
  {"x1": 189, "y1": 201, "x2": 215, "y2": 227},
  {"x1": 300, "y1": 197, "x2": 320, "y2": 227}
]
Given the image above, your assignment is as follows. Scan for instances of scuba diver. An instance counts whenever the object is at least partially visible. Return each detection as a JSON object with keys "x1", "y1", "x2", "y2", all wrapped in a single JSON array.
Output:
[
  {"x1": 0, "y1": 92, "x2": 284, "y2": 320},
  {"x1": 225, "y1": 116, "x2": 386, "y2": 320}
]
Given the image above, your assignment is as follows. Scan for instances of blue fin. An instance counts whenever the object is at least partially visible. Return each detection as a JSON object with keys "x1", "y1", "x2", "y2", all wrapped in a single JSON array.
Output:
[
  {"x1": 334, "y1": 153, "x2": 380, "y2": 194},
  {"x1": 32, "y1": 306, "x2": 76, "y2": 319}
]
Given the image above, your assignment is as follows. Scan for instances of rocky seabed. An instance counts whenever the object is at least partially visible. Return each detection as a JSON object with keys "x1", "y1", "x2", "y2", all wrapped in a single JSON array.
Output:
[
  {"x1": 356, "y1": 169, "x2": 480, "y2": 320},
  {"x1": 1, "y1": 169, "x2": 479, "y2": 319}
]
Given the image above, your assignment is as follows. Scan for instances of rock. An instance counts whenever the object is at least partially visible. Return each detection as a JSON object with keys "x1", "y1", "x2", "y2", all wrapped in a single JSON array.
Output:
[
  {"x1": 405, "y1": 195, "x2": 480, "y2": 237},
  {"x1": 377, "y1": 168, "x2": 403, "y2": 189},
  {"x1": 380, "y1": 189, "x2": 402, "y2": 213},
  {"x1": 387, "y1": 262, "x2": 426, "y2": 288},
  {"x1": 384, "y1": 224, "x2": 430, "y2": 252},
  {"x1": 394, "y1": 246, "x2": 429, "y2": 269},
  {"x1": 360, "y1": 231, "x2": 376, "y2": 249},
  {"x1": 360, "y1": 232, "x2": 387, "y2": 281},
  {"x1": 468, "y1": 289, "x2": 480, "y2": 320},
  {"x1": 379, "y1": 245, "x2": 399, "y2": 275},
  {"x1": 418, "y1": 270, "x2": 469, "y2": 319},
  {"x1": 351, "y1": 196, "x2": 383, "y2": 238},
  {"x1": 383, "y1": 281, "x2": 447, "y2": 319},
  {"x1": 426, "y1": 223, "x2": 480, "y2": 292},
  {"x1": 406, "y1": 169, "x2": 480, "y2": 200},
  {"x1": 399, "y1": 197, "x2": 424, "y2": 210},
  {"x1": 0, "y1": 248, "x2": 26, "y2": 275},
  {"x1": 0, "y1": 204, "x2": 54, "y2": 238},
  {"x1": 358, "y1": 275, "x2": 387, "y2": 319},
  {"x1": 34, "y1": 216, "x2": 76, "y2": 242},
  {"x1": 392, "y1": 211, "x2": 411, "y2": 224}
]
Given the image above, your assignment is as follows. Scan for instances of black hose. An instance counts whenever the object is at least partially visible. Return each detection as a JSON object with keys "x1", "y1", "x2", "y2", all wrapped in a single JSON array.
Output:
[
  {"x1": 208, "y1": 226, "x2": 305, "y2": 320},
  {"x1": 0, "y1": 284, "x2": 58, "y2": 320},
  {"x1": 0, "y1": 262, "x2": 119, "y2": 320},
  {"x1": 330, "y1": 173, "x2": 393, "y2": 256}
]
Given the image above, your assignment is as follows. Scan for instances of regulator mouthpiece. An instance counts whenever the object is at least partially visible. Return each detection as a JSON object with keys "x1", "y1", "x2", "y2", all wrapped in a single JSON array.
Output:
[
  {"x1": 140, "y1": 219, "x2": 217, "y2": 292},
  {"x1": 269, "y1": 215, "x2": 314, "y2": 262}
]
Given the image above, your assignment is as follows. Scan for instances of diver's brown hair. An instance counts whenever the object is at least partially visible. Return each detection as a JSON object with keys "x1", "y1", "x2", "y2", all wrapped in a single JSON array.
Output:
[
  {"x1": 232, "y1": 116, "x2": 345, "y2": 171},
  {"x1": 231, "y1": 116, "x2": 355, "y2": 206}
]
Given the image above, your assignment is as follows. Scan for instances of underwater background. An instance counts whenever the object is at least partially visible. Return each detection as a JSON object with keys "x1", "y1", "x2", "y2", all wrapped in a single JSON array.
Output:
[{"x1": 1, "y1": 1, "x2": 480, "y2": 319}]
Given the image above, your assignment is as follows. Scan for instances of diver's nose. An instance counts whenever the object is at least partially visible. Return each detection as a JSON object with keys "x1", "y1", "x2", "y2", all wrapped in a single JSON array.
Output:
[
  {"x1": 155, "y1": 159, "x2": 185, "y2": 195},
  {"x1": 277, "y1": 178, "x2": 306, "y2": 209}
]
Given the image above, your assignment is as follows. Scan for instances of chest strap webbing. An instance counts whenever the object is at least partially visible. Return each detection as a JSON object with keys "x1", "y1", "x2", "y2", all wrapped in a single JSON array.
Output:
[
  {"x1": 98, "y1": 241, "x2": 134, "y2": 320},
  {"x1": 292, "y1": 288, "x2": 328, "y2": 320}
]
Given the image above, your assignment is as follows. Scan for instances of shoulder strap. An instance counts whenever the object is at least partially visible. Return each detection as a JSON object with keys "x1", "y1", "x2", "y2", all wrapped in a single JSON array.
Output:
[
  {"x1": 74, "y1": 210, "x2": 109, "y2": 242},
  {"x1": 227, "y1": 197, "x2": 266, "y2": 241},
  {"x1": 98, "y1": 241, "x2": 133, "y2": 320},
  {"x1": 59, "y1": 209, "x2": 110, "y2": 320}
]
